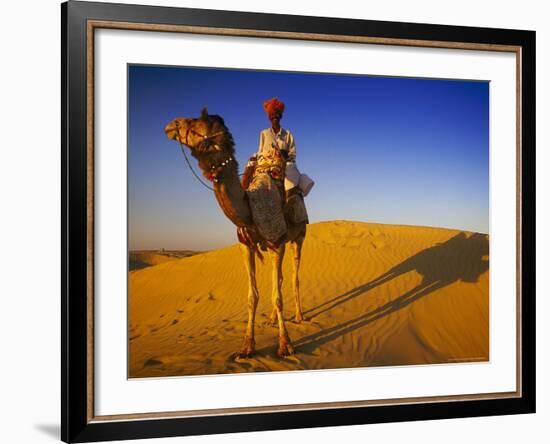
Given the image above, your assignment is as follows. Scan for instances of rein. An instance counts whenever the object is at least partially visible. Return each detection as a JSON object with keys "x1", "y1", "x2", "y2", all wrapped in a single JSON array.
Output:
[{"x1": 177, "y1": 138, "x2": 215, "y2": 191}]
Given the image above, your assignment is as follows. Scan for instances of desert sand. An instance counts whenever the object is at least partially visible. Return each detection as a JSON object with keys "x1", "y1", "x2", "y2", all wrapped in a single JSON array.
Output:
[
  {"x1": 129, "y1": 250, "x2": 200, "y2": 271},
  {"x1": 128, "y1": 220, "x2": 489, "y2": 378}
]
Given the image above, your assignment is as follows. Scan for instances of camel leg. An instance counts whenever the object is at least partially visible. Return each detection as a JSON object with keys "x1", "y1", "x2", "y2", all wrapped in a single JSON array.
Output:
[
  {"x1": 267, "y1": 277, "x2": 282, "y2": 325},
  {"x1": 291, "y1": 236, "x2": 304, "y2": 323},
  {"x1": 238, "y1": 244, "x2": 259, "y2": 357},
  {"x1": 268, "y1": 235, "x2": 304, "y2": 324},
  {"x1": 269, "y1": 245, "x2": 294, "y2": 357},
  {"x1": 267, "y1": 263, "x2": 282, "y2": 326}
]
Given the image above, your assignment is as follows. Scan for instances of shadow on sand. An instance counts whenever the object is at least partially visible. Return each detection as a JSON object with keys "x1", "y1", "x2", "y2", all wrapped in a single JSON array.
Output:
[{"x1": 293, "y1": 232, "x2": 489, "y2": 354}]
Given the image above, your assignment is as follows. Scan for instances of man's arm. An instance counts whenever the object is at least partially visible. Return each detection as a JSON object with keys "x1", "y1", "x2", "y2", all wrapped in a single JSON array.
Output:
[
  {"x1": 287, "y1": 131, "x2": 296, "y2": 162},
  {"x1": 257, "y1": 130, "x2": 265, "y2": 156}
]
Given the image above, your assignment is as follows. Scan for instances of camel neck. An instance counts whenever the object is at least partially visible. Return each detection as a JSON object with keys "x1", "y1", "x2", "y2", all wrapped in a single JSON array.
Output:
[{"x1": 212, "y1": 162, "x2": 252, "y2": 228}]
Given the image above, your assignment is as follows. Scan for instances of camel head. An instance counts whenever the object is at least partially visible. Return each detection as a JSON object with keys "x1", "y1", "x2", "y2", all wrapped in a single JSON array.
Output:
[
  {"x1": 165, "y1": 108, "x2": 237, "y2": 183},
  {"x1": 165, "y1": 107, "x2": 234, "y2": 157}
]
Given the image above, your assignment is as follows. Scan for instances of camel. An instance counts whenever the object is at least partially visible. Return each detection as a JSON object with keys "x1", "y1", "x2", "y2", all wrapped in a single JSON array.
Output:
[{"x1": 164, "y1": 108, "x2": 306, "y2": 358}]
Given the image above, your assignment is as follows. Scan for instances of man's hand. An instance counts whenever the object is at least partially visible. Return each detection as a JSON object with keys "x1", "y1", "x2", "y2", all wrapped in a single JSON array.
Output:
[{"x1": 247, "y1": 154, "x2": 257, "y2": 167}]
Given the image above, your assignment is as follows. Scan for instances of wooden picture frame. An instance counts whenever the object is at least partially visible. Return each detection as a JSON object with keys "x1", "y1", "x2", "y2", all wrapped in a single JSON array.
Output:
[{"x1": 62, "y1": 1, "x2": 535, "y2": 442}]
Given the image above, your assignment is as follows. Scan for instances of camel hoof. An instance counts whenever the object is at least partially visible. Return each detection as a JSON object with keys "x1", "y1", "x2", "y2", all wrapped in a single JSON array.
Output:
[
  {"x1": 277, "y1": 338, "x2": 295, "y2": 357},
  {"x1": 236, "y1": 337, "x2": 256, "y2": 358}
]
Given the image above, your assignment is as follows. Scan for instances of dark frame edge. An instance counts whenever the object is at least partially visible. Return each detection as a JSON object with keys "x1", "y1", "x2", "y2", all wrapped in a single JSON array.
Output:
[
  {"x1": 61, "y1": 1, "x2": 68, "y2": 442},
  {"x1": 520, "y1": 30, "x2": 536, "y2": 415},
  {"x1": 73, "y1": 398, "x2": 534, "y2": 443},
  {"x1": 63, "y1": 1, "x2": 91, "y2": 442}
]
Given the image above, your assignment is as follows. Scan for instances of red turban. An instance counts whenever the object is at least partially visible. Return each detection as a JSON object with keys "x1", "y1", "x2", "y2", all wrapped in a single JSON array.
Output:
[{"x1": 263, "y1": 97, "x2": 285, "y2": 116}]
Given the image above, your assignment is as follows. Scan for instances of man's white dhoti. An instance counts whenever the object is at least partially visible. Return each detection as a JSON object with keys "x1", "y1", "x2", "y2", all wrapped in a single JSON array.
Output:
[
  {"x1": 284, "y1": 161, "x2": 301, "y2": 191},
  {"x1": 285, "y1": 161, "x2": 314, "y2": 196}
]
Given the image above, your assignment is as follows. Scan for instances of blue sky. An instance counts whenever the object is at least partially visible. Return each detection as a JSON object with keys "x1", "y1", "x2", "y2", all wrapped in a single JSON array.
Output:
[{"x1": 128, "y1": 65, "x2": 489, "y2": 250}]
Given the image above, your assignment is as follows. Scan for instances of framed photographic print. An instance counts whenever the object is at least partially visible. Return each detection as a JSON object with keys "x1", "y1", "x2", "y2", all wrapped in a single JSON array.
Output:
[{"x1": 62, "y1": 1, "x2": 536, "y2": 442}]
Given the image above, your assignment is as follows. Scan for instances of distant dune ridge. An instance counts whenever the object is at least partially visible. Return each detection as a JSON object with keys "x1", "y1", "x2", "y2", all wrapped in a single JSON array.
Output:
[
  {"x1": 128, "y1": 220, "x2": 489, "y2": 378},
  {"x1": 129, "y1": 250, "x2": 200, "y2": 271}
]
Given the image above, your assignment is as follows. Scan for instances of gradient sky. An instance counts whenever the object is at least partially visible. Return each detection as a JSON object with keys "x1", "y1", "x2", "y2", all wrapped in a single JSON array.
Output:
[{"x1": 128, "y1": 65, "x2": 489, "y2": 251}]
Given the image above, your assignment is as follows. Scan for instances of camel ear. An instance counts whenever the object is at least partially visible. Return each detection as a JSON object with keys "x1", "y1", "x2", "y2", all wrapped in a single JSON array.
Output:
[{"x1": 200, "y1": 107, "x2": 209, "y2": 119}]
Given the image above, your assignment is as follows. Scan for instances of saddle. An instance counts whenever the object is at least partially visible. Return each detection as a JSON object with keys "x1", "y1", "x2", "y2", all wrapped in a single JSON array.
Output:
[{"x1": 242, "y1": 156, "x2": 308, "y2": 244}]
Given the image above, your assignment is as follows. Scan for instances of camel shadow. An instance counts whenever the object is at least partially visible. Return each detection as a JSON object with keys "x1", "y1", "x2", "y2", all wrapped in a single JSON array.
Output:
[{"x1": 296, "y1": 232, "x2": 489, "y2": 354}]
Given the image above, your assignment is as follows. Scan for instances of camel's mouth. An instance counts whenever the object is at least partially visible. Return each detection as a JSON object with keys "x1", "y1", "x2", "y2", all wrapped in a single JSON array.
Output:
[{"x1": 164, "y1": 122, "x2": 179, "y2": 141}]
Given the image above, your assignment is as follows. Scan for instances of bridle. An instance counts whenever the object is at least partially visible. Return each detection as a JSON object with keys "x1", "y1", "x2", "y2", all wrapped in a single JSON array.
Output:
[
  {"x1": 174, "y1": 120, "x2": 235, "y2": 190},
  {"x1": 178, "y1": 120, "x2": 227, "y2": 153}
]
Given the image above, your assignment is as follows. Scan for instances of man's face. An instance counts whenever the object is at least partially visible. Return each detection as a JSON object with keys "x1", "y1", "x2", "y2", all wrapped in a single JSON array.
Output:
[{"x1": 269, "y1": 111, "x2": 282, "y2": 126}]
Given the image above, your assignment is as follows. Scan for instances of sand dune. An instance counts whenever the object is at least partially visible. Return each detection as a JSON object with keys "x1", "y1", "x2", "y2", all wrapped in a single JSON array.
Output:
[
  {"x1": 129, "y1": 250, "x2": 200, "y2": 271},
  {"x1": 128, "y1": 221, "x2": 489, "y2": 378}
]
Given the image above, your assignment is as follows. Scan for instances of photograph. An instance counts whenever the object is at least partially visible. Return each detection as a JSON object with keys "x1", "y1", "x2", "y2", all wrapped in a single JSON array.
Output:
[{"x1": 128, "y1": 65, "x2": 490, "y2": 378}]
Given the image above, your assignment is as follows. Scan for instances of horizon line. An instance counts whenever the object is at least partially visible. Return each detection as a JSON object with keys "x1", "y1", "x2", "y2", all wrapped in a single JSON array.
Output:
[{"x1": 129, "y1": 218, "x2": 489, "y2": 252}]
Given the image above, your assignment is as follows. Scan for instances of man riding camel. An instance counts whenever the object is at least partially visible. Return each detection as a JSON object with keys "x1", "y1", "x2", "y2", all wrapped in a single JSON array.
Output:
[{"x1": 243, "y1": 97, "x2": 314, "y2": 226}]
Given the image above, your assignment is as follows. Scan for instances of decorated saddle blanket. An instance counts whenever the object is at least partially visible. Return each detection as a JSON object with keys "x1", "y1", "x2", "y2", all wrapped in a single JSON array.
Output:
[
  {"x1": 246, "y1": 172, "x2": 287, "y2": 243},
  {"x1": 284, "y1": 188, "x2": 309, "y2": 225}
]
